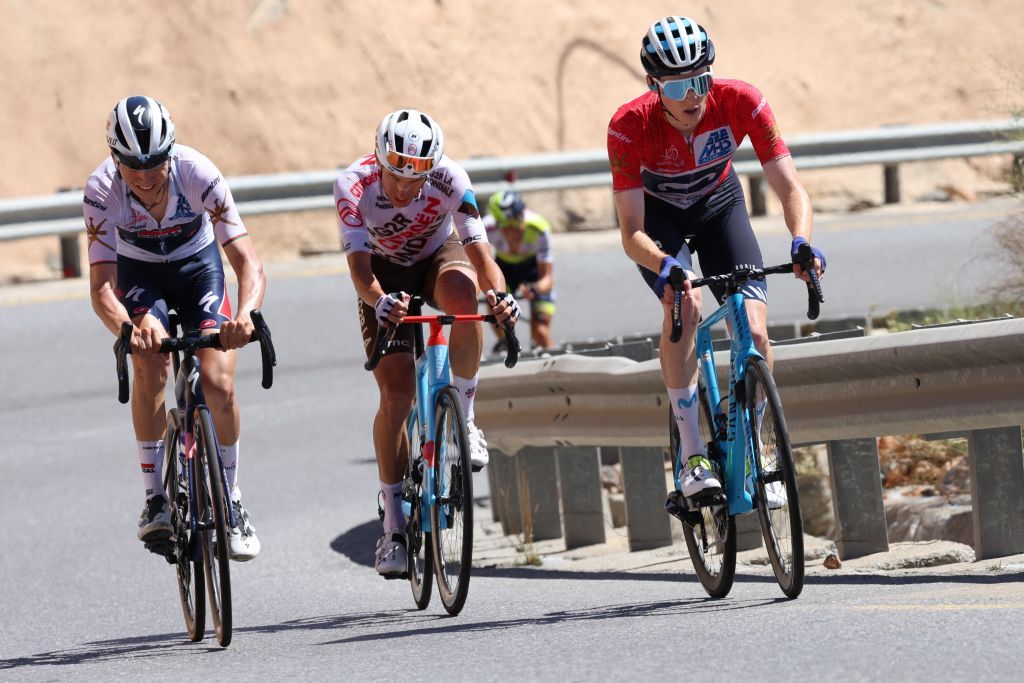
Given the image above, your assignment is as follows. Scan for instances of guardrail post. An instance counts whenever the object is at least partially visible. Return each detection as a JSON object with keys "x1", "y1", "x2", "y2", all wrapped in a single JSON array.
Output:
[
  {"x1": 618, "y1": 446, "x2": 673, "y2": 551},
  {"x1": 967, "y1": 426, "x2": 1024, "y2": 559},
  {"x1": 748, "y1": 176, "x2": 767, "y2": 216},
  {"x1": 883, "y1": 164, "x2": 901, "y2": 204},
  {"x1": 60, "y1": 234, "x2": 81, "y2": 278},
  {"x1": 516, "y1": 446, "x2": 563, "y2": 542},
  {"x1": 555, "y1": 446, "x2": 606, "y2": 548},
  {"x1": 490, "y1": 449, "x2": 522, "y2": 536},
  {"x1": 826, "y1": 438, "x2": 889, "y2": 559}
]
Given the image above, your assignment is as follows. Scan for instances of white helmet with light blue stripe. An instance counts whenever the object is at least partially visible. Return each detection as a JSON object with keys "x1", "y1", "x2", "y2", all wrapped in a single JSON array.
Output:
[{"x1": 640, "y1": 16, "x2": 715, "y2": 77}]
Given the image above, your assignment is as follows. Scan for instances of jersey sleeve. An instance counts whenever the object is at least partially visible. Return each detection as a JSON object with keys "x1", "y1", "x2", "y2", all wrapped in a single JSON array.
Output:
[
  {"x1": 735, "y1": 82, "x2": 790, "y2": 164},
  {"x1": 482, "y1": 214, "x2": 499, "y2": 253},
  {"x1": 445, "y1": 163, "x2": 487, "y2": 248},
  {"x1": 333, "y1": 172, "x2": 372, "y2": 255},
  {"x1": 83, "y1": 172, "x2": 117, "y2": 265},
  {"x1": 184, "y1": 152, "x2": 249, "y2": 247},
  {"x1": 528, "y1": 214, "x2": 553, "y2": 263},
  {"x1": 607, "y1": 107, "x2": 643, "y2": 192}
]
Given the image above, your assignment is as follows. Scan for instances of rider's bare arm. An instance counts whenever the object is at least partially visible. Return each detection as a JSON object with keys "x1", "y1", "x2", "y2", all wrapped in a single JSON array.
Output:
[
  {"x1": 89, "y1": 263, "x2": 131, "y2": 336},
  {"x1": 221, "y1": 237, "x2": 266, "y2": 348},
  {"x1": 464, "y1": 241, "x2": 507, "y2": 295},
  {"x1": 763, "y1": 155, "x2": 813, "y2": 243},
  {"x1": 532, "y1": 261, "x2": 554, "y2": 295},
  {"x1": 614, "y1": 187, "x2": 669, "y2": 273}
]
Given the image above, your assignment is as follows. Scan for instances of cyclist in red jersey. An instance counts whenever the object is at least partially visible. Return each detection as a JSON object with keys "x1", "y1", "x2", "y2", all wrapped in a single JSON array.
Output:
[{"x1": 607, "y1": 16, "x2": 825, "y2": 505}]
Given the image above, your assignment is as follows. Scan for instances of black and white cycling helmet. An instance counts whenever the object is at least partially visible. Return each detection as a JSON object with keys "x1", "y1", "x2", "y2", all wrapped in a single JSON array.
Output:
[
  {"x1": 375, "y1": 109, "x2": 444, "y2": 179},
  {"x1": 640, "y1": 16, "x2": 715, "y2": 78},
  {"x1": 106, "y1": 95, "x2": 175, "y2": 170}
]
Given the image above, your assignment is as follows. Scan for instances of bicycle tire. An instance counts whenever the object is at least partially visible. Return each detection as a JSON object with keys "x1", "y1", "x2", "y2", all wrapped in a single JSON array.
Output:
[
  {"x1": 195, "y1": 405, "x2": 233, "y2": 646},
  {"x1": 405, "y1": 414, "x2": 433, "y2": 610},
  {"x1": 429, "y1": 386, "x2": 473, "y2": 615},
  {"x1": 745, "y1": 358, "x2": 804, "y2": 599},
  {"x1": 674, "y1": 379, "x2": 737, "y2": 598},
  {"x1": 163, "y1": 408, "x2": 205, "y2": 642}
]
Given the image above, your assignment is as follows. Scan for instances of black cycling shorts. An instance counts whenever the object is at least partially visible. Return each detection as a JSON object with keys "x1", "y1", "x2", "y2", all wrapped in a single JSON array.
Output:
[
  {"x1": 117, "y1": 240, "x2": 231, "y2": 333},
  {"x1": 638, "y1": 169, "x2": 766, "y2": 305}
]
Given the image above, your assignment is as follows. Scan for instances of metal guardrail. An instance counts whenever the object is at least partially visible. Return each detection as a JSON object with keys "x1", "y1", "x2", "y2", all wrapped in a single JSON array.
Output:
[
  {"x1": 2, "y1": 118, "x2": 1023, "y2": 244},
  {"x1": 474, "y1": 317, "x2": 1024, "y2": 453},
  {"x1": 476, "y1": 318, "x2": 1024, "y2": 561}
]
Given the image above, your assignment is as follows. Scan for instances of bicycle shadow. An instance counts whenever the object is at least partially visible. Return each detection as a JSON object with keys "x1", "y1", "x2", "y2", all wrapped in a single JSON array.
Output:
[{"x1": 0, "y1": 632, "x2": 221, "y2": 671}]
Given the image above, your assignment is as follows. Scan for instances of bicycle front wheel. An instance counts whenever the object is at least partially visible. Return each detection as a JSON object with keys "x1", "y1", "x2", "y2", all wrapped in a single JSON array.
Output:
[
  {"x1": 195, "y1": 405, "x2": 233, "y2": 645},
  {"x1": 429, "y1": 386, "x2": 473, "y2": 615},
  {"x1": 673, "y1": 380, "x2": 737, "y2": 598},
  {"x1": 745, "y1": 358, "x2": 804, "y2": 599},
  {"x1": 164, "y1": 409, "x2": 205, "y2": 641},
  {"x1": 405, "y1": 415, "x2": 433, "y2": 610}
]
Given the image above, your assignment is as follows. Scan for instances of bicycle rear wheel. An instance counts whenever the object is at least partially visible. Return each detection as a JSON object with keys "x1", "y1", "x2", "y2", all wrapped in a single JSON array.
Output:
[
  {"x1": 674, "y1": 379, "x2": 737, "y2": 598},
  {"x1": 429, "y1": 386, "x2": 473, "y2": 615},
  {"x1": 405, "y1": 414, "x2": 433, "y2": 610},
  {"x1": 164, "y1": 409, "x2": 205, "y2": 641},
  {"x1": 194, "y1": 405, "x2": 233, "y2": 645},
  {"x1": 745, "y1": 358, "x2": 804, "y2": 599}
]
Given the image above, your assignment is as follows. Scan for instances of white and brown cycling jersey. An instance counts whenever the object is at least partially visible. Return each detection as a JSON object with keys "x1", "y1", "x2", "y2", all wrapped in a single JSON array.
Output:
[
  {"x1": 332, "y1": 153, "x2": 487, "y2": 266},
  {"x1": 82, "y1": 144, "x2": 249, "y2": 265}
]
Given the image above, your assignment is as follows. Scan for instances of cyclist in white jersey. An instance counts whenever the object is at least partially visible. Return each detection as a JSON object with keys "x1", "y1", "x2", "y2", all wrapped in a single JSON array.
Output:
[
  {"x1": 334, "y1": 109, "x2": 520, "y2": 578},
  {"x1": 84, "y1": 95, "x2": 266, "y2": 561}
]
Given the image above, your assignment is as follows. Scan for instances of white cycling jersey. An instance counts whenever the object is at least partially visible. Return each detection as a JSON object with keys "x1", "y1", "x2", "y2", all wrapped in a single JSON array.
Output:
[
  {"x1": 333, "y1": 153, "x2": 487, "y2": 266},
  {"x1": 83, "y1": 144, "x2": 248, "y2": 265}
]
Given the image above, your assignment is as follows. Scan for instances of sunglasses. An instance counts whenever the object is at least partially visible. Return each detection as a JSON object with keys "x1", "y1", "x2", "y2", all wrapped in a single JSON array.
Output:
[
  {"x1": 655, "y1": 71, "x2": 713, "y2": 100},
  {"x1": 114, "y1": 149, "x2": 171, "y2": 171},
  {"x1": 385, "y1": 149, "x2": 436, "y2": 175}
]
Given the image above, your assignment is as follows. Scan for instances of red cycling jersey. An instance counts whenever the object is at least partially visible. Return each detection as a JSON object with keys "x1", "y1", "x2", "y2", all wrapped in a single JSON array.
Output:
[{"x1": 607, "y1": 78, "x2": 790, "y2": 210}]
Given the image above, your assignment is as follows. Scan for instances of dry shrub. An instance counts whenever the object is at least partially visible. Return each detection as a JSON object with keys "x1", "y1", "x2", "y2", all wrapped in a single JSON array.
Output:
[{"x1": 877, "y1": 435, "x2": 967, "y2": 488}]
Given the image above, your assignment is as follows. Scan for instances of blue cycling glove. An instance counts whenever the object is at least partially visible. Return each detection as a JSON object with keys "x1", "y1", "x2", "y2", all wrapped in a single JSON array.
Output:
[
  {"x1": 791, "y1": 236, "x2": 827, "y2": 273},
  {"x1": 654, "y1": 255, "x2": 683, "y2": 298}
]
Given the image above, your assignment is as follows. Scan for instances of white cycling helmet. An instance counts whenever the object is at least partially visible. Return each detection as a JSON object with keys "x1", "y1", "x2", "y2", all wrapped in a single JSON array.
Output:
[
  {"x1": 374, "y1": 109, "x2": 444, "y2": 179},
  {"x1": 106, "y1": 95, "x2": 175, "y2": 169},
  {"x1": 641, "y1": 16, "x2": 715, "y2": 77}
]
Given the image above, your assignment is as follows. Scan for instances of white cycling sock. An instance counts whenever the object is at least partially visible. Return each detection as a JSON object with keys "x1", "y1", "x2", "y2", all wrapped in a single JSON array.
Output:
[
  {"x1": 668, "y1": 384, "x2": 706, "y2": 460},
  {"x1": 452, "y1": 373, "x2": 478, "y2": 423},
  {"x1": 137, "y1": 440, "x2": 165, "y2": 500},
  {"x1": 380, "y1": 480, "x2": 405, "y2": 533},
  {"x1": 219, "y1": 439, "x2": 240, "y2": 494}
]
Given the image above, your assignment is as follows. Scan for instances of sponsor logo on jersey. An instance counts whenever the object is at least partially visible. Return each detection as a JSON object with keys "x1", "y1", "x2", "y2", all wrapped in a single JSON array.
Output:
[
  {"x1": 128, "y1": 208, "x2": 149, "y2": 229},
  {"x1": 428, "y1": 169, "x2": 455, "y2": 198},
  {"x1": 349, "y1": 171, "x2": 378, "y2": 199},
  {"x1": 375, "y1": 196, "x2": 445, "y2": 264},
  {"x1": 200, "y1": 319, "x2": 218, "y2": 329},
  {"x1": 336, "y1": 198, "x2": 364, "y2": 227},
  {"x1": 83, "y1": 195, "x2": 108, "y2": 212},
  {"x1": 608, "y1": 127, "x2": 633, "y2": 144},
  {"x1": 695, "y1": 128, "x2": 735, "y2": 166},
  {"x1": 199, "y1": 290, "x2": 219, "y2": 313},
  {"x1": 169, "y1": 194, "x2": 196, "y2": 221},
  {"x1": 201, "y1": 177, "x2": 221, "y2": 202},
  {"x1": 125, "y1": 285, "x2": 146, "y2": 303},
  {"x1": 85, "y1": 216, "x2": 114, "y2": 251},
  {"x1": 208, "y1": 199, "x2": 238, "y2": 229}
]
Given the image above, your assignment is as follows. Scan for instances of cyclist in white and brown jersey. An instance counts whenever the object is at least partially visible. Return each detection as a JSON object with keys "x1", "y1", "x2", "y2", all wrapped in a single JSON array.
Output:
[
  {"x1": 84, "y1": 95, "x2": 265, "y2": 561},
  {"x1": 334, "y1": 109, "x2": 519, "y2": 578}
]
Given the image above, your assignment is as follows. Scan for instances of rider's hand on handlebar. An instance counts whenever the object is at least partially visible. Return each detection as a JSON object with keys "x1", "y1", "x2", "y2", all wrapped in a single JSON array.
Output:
[
  {"x1": 654, "y1": 255, "x2": 686, "y2": 298},
  {"x1": 375, "y1": 291, "x2": 410, "y2": 327},
  {"x1": 219, "y1": 314, "x2": 255, "y2": 350},
  {"x1": 486, "y1": 289, "x2": 521, "y2": 325},
  {"x1": 791, "y1": 236, "x2": 826, "y2": 282},
  {"x1": 127, "y1": 324, "x2": 164, "y2": 357}
]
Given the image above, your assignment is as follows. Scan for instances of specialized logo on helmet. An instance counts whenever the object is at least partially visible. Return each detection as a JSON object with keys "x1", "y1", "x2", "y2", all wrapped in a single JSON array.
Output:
[{"x1": 132, "y1": 104, "x2": 150, "y2": 127}]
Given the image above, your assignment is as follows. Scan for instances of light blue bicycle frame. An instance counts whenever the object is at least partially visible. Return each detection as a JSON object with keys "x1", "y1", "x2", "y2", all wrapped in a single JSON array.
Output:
[
  {"x1": 402, "y1": 320, "x2": 454, "y2": 532},
  {"x1": 682, "y1": 289, "x2": 764, "y2": 516}
]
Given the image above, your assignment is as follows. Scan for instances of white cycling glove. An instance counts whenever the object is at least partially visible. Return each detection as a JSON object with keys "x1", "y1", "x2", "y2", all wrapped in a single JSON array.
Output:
[
  {"x1": 487, "y1": 290, "x2": 521, "y2": 325},
  {"x1": 374, "y1": 291, "x2": 406, "y2": 326}
]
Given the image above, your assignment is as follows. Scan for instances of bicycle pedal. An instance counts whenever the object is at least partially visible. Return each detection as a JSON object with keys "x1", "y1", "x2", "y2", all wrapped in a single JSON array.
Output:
[
  {"x1": 381, "y1": 571, "x2": 410, "y2": 581},
  {"x1": 144, "y1": 537, "x2": 176, "y2": 560},
  {"x1": 665, "y1": 491, "x2": 703, "y2": 527},
  {"x1": 690, "y1": 490, "x2": 727, "y2": 509}
]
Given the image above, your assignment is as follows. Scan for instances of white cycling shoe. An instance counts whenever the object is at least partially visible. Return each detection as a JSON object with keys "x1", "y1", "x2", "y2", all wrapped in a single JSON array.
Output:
[
  {"x1": 466, "y1": 421, "x2": 489, "y2": 471},
  {"x1": 375, "y1": 530, "x2": 408, "y2": 578},
  {"x1": 137, "y1": 494, "x2": 173, "y2": 542},
  {"x1": 229, "y1": 489, "x2": 261, "y2": 561},
  {"x1": 764, "y1": 481, "x2": 787, "y2": 510},
  {"x1": 679, "y1": 455, "x2": 723, "y2": 503}
]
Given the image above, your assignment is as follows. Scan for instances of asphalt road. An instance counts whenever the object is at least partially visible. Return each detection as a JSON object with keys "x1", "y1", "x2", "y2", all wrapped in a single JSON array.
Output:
[{"x1": 1, "y1": 197, "x2": 1022, "y2": 680}]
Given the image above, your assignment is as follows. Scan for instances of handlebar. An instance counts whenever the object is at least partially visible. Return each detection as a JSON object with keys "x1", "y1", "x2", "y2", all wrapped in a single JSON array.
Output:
[
  {"x1": 364, "y1": 308, "x2": 520, "y2": 372},
  {"x1": 115, "y1": 308, "x2": 277, "y2": 404},
  {"x1": 667, "y1": 252, "x2": 826, "y2": 342}
]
